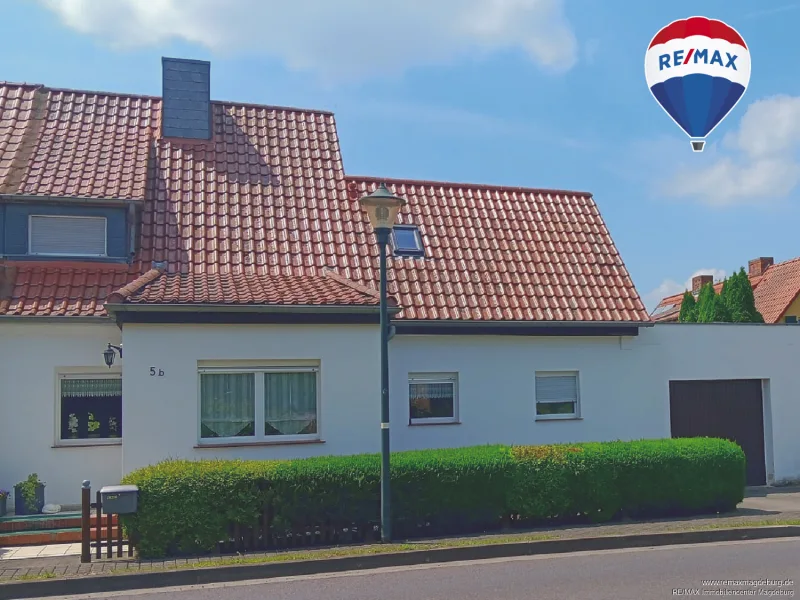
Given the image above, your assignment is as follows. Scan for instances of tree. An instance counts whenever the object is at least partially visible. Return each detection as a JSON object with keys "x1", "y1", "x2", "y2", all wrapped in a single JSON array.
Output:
[
  {"x1": 722, "y1": 268, "x2": 764, "y2": 323},
  {"x1": 696, "y1": 282, "x2": 731, "y2": 323},
  {"x1": 678, "y1": 291, "x2": 698, "y2": 322}
]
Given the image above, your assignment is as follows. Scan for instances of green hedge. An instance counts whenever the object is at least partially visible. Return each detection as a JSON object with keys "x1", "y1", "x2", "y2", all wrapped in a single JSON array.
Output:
[{"x1": 121, "y1": 438, "x2": 745, "y2": 558}]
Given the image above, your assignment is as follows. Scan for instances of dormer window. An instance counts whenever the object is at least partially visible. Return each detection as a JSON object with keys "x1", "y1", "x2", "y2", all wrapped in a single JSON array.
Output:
[
  {"x1": 391, "y1": 225, "x2": 425, "y2": 258},
  {"x1": 29, "y1": 215, "x2": 107, "y2": 257}
]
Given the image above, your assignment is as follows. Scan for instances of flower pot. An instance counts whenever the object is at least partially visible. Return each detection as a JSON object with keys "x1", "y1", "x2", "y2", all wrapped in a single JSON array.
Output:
[
  {"x1": 14, "y1": 484, "x2": 45, "y2": 515},
  {"x1": 0, "y1": 496, "x2": 7, "y2": 517}
]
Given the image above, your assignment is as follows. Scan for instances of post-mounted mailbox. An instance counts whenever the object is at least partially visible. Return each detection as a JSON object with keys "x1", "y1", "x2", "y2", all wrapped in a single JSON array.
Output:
[{"x1": 99, "y1": 485, "x2": 139, "y2": 515}]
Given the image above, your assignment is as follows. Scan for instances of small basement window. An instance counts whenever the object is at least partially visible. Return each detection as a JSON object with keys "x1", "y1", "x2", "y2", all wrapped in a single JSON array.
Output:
[
  {"x1": 29, "y1": 215, "x2": 107, "y2": 257},
  {"x1": 535, "y1": 372, "x2": 580, "y2": 420},
  {"x1": 391, "y1": 225, "x2": 425, "y2": 258}
]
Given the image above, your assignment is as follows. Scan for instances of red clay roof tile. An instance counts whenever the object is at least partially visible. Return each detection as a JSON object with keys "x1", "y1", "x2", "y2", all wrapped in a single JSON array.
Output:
[
  {"x1": 0, "y1": 81, "x2": 649, "y2": 322},
  {"x1": 119, "y1": 270, "x2": 381, "y2": 307},
  {"x1": 0, "y1": 261, "x2": 133, "y2": 317},
  {"x1": 344, "y1": 177, "x2": 649, "y2": 322}
]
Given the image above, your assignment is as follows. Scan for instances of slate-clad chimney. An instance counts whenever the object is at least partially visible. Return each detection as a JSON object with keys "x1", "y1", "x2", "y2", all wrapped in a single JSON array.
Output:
[{"x1": 161, "y1": 57, "x2": 211, "y2": 140}]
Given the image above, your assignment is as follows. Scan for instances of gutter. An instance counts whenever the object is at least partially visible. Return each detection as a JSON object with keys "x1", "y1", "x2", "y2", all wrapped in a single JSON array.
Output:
[
  {"x1": 395, "y1": 319, "x2": 654, "y2": 329},
  {"x1": 0, "y1": 316, "x2": 113, "y2": 324},
  {"x1": 0, "y1": 194, "x2": 143, "y2": 207},
  {"x1": 105, "y1": 303, "x2": 402, "y2": 316}
]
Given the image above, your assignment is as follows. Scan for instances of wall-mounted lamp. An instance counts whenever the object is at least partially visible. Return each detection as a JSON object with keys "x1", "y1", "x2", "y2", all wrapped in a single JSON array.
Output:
[{"x1": 103, "y1": 343, "x2": 123, "y2": 368}]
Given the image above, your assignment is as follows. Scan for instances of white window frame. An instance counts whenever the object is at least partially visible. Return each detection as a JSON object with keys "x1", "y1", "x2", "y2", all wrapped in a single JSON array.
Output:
[
  {"x1": 28, "y1": 214, "x2": 108, "y2": 257},
  {"x1": 408, "y1": 372, "x2": 459, "y2": 425},
  {"x1": 534, "y1": 371, "x2": 581, "y2": 421},
  {"x1": 197, "y1": 365, "x2": 321, "y2": 445},
  {"x1": 55, "y1": 371, "x2": 123, "y2": 447}
]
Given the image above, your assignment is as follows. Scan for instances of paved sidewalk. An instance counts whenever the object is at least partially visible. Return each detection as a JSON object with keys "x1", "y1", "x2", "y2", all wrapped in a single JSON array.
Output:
[
  {"x1": 0, "y1": 544, "x2": 81, "y2": 561},
  {"x1": 1, "y1": 487, "x2": 798, "y2": 582}
]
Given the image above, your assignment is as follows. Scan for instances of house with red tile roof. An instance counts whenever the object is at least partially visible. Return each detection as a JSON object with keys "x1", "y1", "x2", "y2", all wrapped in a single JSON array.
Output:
[
  {"x1": 651, "y1": 257, "x2": 800, "y2": 324},
  {"x1": 3, "y1": 58, "x2": 800, "y2": 508}
]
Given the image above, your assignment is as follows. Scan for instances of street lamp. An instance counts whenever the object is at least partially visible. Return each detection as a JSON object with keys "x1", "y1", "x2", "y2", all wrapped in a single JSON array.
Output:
[{"x1": 358, "y1": 182, "x2": 406, "y2": 542}]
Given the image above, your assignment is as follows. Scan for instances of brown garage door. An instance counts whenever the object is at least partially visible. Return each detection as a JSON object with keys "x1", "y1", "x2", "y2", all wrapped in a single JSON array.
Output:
[{"x1": 669, "y1": 379, "x2": 766, "y2": 486}]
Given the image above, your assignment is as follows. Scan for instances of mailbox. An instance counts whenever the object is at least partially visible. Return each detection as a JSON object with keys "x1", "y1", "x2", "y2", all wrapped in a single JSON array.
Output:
[{"x1": 99, "y1": 485, "x2": 139, "y2": 515}]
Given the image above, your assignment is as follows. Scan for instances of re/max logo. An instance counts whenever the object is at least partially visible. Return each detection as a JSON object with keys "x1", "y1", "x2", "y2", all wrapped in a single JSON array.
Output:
[
  {"x1": 672, "y1": 590, "x2": 701, "y2": 596},
  {"x1": 658, "y1": 49, "x2": 738, "y2": 70}
]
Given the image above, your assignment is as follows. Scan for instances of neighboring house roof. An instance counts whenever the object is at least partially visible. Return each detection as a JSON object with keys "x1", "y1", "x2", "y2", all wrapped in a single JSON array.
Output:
[
  {"x1": 751, "y1": 257, "x2": 800, "y2": 323},
  {"x1": 0, "y1": 79, "x2": 650, "y2": 324},
  {"x1": 651, "y1": 257, "x2": 800, "y2": 323}
]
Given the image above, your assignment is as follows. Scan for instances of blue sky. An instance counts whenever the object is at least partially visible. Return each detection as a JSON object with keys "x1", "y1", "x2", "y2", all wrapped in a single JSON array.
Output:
[{"x1": 2, "y1": 1, "x2": 799, "y2": 310}]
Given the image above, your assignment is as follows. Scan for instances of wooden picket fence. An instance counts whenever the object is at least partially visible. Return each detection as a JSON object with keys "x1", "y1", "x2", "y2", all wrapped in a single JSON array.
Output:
[{"x1": 80, "y1": 482, "x2": 135, "y2": 562}]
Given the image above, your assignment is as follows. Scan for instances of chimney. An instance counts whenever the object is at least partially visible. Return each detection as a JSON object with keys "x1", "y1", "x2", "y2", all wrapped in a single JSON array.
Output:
[
  {"x1": 161, "y1": 57, "x2": 211, "y2": 140},
  {"x1": 748, "y1": 257, "x2": 774, "y2": 277},
  {"x1": 692, "y1": 274, "x2": 713, "y2": 293}
]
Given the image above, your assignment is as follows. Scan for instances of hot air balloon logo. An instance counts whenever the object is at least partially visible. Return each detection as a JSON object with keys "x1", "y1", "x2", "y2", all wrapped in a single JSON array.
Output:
[{"x1": 645, "y1": 16, "x2": 751, "y2": 152}]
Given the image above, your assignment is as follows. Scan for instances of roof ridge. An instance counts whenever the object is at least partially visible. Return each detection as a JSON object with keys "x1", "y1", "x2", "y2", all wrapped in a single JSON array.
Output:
[
  {"x1": 321, "y1": 268, "x2": 381, "y2": 300},
  {"x1": 40, "y1": 84, "x2": 333, "y2": 116},
  {"x1": 347, "y1": 175, "x2": 593, "y2": 198},
  {"x1": 769, "y1": 255, "x2": 800, "y2": 269},
  {"x1": 106, "y1": 267, "x2": 165, "y2": 304},
  {"x1": 0, "y1": 81, "x2": 45, "y2": 90},
  {"x1": 0, "y1": 87, "x2": 48, "y2": 194}
]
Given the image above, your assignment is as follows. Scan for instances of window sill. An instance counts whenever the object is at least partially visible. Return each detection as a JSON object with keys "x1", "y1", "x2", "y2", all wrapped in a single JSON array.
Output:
[
  {"x1": 535, "y1": 416, "x2": 583, "y2": 422},
  {"x1": 194, "y1": 439, "x2": 325, "y2": 449},
  {"x1": 409, "y1": 420, "x2": 461, "y2": 427},
  {"x1": 52, "y1": 440, "x2": 122, "y2": 448}
]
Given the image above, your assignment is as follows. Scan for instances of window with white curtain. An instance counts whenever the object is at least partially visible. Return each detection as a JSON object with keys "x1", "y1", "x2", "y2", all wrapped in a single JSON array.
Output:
[
  {"x1": 535, "y1": 372, "x2": 580, "y2": 419},
  {"x1": 409, "y1": 373, "x2": 458, "y2": 424},
  {"x1": 58, "y1": 374, "x2": 122, "y2": 444},
  {"x1": 29, "y1": 215, "x2": 107, "y2": 256},
  {"x1": 199, "y1": 366, "x2": 319, "y2": 443}
]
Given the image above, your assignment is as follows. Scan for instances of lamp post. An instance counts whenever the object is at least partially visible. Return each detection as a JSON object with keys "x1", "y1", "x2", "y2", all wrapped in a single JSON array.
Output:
[{"x1": 358, "y1": 182, "x2": 406, "y2": 542}]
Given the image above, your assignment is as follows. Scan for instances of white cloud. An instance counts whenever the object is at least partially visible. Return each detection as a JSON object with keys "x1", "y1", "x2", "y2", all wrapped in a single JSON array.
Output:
[
  {"x1": 644, "y1": 268, "x2": 726, "y2": 313},
  {"x1": 660, "y1": 95, "x2": 800, "y2": 207},
  {"x1": 39, "y1": 0, "x2": 578, "y2": 81}
]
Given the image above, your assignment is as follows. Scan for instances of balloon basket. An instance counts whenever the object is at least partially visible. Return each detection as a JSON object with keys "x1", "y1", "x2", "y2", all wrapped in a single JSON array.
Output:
[{"x1": 690, "y1": 139, "x2": 705, "y2": 152}]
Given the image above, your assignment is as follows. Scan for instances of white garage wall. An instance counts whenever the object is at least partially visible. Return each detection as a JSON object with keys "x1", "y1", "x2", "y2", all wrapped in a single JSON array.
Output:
[
  {"x1": 0, "y1": 321, "x2": 123, "y2": 507},
  {"x1": 390, "y1": 324, "x2": 800, "y2": 484},
  {"x1": 646, "y1": 323, "x2": 800, "y2": 485},
  {"x1": 120, "y1": 323, "x2": 381, "y2": 475}
]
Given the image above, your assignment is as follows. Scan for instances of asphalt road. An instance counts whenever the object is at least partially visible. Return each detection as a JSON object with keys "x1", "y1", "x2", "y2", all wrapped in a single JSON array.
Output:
[{"x1": 54, "y1": 538, "x2": 799, "y2": 600}]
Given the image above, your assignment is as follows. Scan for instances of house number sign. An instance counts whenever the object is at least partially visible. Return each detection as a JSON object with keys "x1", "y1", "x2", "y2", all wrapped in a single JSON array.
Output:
[{"x1": 149, "y1": 367, "x2": 165, "y2": 377}]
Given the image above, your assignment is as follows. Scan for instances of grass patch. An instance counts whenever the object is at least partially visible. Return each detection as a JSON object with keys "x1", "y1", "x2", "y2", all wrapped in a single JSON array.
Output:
[
  {"x1": 109, "y1": 532, "x2": 558, "y2": 575},
  {"x1": 681, "y1": 519, "x2": 800, "y2": 531},
  {"x1": 15, "y1": 571, "x2": 57, "y2": 581}
]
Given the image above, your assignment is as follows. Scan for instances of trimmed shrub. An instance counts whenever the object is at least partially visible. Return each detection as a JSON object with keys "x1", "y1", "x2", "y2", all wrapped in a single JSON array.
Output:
[{"x1": 122, "y1": 438, "x2": 745, "y2": 558}]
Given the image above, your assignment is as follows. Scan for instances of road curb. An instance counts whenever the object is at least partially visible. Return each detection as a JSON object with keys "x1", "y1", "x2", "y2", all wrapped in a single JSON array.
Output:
[{"x1": 2, "y1": 526, "x2": 799, "y2": 599}]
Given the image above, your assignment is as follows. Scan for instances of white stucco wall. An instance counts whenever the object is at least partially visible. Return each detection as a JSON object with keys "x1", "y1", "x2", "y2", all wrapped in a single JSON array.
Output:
[
  {"x1": 389, "y1": 334, "x2": 666, "y2": 451},
  {"x1": 390, "y1": 324, "x2": 800, "y2": 484},
  {"x1": 644, "y1": 324, "x2": 800, "y2": 485},
  {"x1": 120, "y1": 324, "x2": 381, "y2": 475},
  {"x1": 6, "y1": 319, "x2": 798, "y2": 508},
  {"x1": 0, "y1": 321, "x2": 123, "y2": 507}
]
